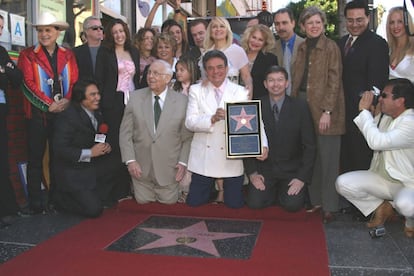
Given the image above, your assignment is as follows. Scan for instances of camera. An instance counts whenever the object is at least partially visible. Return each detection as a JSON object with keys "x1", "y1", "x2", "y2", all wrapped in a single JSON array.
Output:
[
  {"x1": 360, "y1": 86, "x2": 380, "y2": 106},
  {"x1": 369, "y1": 225, "x2": 386, "y2": 238}
]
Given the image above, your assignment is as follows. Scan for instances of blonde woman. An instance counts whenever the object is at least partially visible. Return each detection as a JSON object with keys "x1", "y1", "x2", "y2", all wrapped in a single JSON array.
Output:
[
  {"x1": 386, "y1": 6, "x2": 414, "y2": 81},
  {"x1": 202, "y1": 17, "x2": 253, "y2": 99},
  {"x1": 240, "y1": 24, "x2": 278, "y2": 99}
]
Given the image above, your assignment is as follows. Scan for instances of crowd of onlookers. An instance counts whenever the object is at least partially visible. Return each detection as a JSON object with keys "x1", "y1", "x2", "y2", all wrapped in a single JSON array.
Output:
[{"x1": 0, "y1": 0, "x2": 414, "y2": 238}]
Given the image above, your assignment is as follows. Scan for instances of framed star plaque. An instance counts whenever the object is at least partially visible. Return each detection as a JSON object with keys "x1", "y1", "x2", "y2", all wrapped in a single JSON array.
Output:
[{"x1": 225, "y1": 100, "x2": 262, "y2": 158}]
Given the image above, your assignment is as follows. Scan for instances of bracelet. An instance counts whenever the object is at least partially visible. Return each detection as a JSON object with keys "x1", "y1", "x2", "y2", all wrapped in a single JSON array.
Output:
[
  {"x1": 175, "y1": 9, "x2": 180, "y2": 14},
  {"x1": 323, "y1": 110, "x2": 332, "y2": 115}
]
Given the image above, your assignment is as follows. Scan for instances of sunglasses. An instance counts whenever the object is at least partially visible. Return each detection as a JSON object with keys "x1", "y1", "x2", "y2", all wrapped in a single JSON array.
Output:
[{"x1": 89, "y1": 25, "x2": 104, "y2": 31}]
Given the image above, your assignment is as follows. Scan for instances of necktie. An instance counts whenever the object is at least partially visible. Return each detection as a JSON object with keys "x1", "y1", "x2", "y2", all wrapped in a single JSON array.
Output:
[
  {"x1": 90, "y1": 114, "x2": 98, "y2": 131},
  {"x1": 154, "y1": 95, "x2": 161, "y2": 128},
  {"x1": 214, "y1": 88, "x2": 222, "y2": 105},
  {"x1": 283, "y1": 42, "x2": 292, "y2": 95},
  {"x1": 273, "y1": 104, "x2": 280, "y2": 123},
  {"x1": 344, "y1": 36, "x2": 353, "y2": 56}
]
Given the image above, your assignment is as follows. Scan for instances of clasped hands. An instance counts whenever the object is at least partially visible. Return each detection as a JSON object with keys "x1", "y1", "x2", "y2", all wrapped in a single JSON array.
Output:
[{"x1": 49, "y1": 98, "x2": 69, "y2": 113}]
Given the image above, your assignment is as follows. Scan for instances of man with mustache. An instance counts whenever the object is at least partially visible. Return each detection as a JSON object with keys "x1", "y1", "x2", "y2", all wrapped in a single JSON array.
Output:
[{"x1": 272, "y1": 8, "x2": 304, "y2": 96}]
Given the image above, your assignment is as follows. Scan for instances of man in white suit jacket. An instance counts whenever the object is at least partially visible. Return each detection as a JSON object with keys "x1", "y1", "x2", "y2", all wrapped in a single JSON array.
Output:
[
  {"x1": 185, "y1": 50, "x2": 268, "y2": 208},
  {"x1": 119, "y1": 60, "x2": 193, "y2": 204},
  {"x1": 336, "y1": 78, "x2": 414, "y2": 238}
]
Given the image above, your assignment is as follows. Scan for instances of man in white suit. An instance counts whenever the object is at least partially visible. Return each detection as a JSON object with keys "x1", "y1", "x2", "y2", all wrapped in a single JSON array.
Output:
[
  {"x1": 119, "y1": 60, "x2": 193, "y2": 204},
  {"x1": 336, "y1": 78, "x2": 414, "y2": 238},
  {"x1": 185, "y1": 50, "x2": 268, "y2": 208}
]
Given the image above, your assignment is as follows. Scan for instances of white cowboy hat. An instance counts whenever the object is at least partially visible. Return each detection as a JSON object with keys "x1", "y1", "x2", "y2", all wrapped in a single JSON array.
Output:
[{"x1": 32, "y1": 11, "x2": 69, "y2": 30}]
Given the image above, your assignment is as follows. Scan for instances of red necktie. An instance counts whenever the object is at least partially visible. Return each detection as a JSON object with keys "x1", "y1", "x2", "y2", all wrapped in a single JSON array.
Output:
[{"x1": 344, "y1": 36, "x2": 353, "y2": 56}]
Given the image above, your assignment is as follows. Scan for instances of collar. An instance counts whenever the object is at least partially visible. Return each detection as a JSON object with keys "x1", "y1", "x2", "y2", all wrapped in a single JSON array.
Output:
[
  {"x1": 212, "y1": 78, "x2": 228, "y2": 92},
  {"x1": 282, "y1": 34, "x2": 297, "y2": 52},
  {"x1": 270, "y1": 94, "x2": 286, "y2": 110},
  {"x1": 152, "y1": 87, "x2": 168, "y2": 101}
]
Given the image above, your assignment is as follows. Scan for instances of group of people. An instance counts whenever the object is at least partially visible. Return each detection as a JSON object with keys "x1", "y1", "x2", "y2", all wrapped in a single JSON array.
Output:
[{"x1": 0, "y1": 0, "x2": 413, "y2": 239}]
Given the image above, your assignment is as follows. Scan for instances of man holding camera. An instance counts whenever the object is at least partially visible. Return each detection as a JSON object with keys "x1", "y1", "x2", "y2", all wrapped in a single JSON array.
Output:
[{"x1": 336, "y1": 78, "x2": 414, "y2": 238}]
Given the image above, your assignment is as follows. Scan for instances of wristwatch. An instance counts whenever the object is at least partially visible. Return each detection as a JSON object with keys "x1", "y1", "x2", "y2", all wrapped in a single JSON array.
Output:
[{"x1": 323, "y1": 110, "x2": 332, "y2": 115}]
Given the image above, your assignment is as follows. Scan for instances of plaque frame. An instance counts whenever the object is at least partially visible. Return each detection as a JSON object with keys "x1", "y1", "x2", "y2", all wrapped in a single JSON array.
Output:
[{"x1": 225, "y1": 100, "x2": 262, "y2": 158}]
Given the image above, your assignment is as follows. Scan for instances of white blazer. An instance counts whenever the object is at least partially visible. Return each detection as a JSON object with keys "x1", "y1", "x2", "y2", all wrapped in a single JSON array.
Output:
[
  {"x1": 354, "y1": 109, "x2": 414, "y2": 188},
  {"x1": 186, "y1": 80, "x2": 267, "y2": 178}
]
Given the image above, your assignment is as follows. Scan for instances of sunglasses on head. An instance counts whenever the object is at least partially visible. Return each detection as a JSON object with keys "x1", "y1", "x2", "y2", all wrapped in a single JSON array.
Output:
[{"x1": 89, "y1": 25, "x2": 103, "y2": 31}]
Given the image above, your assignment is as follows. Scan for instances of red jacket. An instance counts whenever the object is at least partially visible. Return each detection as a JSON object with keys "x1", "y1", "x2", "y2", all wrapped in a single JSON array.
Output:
[{"x1": 18, "y1": 44, "x2": 78, "y2": 118}]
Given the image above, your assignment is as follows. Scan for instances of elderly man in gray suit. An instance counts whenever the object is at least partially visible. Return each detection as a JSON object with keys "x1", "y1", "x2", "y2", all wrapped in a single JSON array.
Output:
[{"x1": 119, "y1": 59, "x2": 193, "y2": 204}]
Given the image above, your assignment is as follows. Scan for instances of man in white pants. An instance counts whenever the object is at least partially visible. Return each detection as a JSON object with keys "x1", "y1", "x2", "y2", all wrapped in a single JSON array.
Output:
[{"x1": 336, "y1": 78, "x2": 414, "y2": 238}]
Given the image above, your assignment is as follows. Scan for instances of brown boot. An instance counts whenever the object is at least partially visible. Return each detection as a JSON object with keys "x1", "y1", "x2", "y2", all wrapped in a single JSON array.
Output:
[
  {"x1": 404, "y1": 226, "x2": 414, "y2": 238},
  {"x1": 366, "y1": 201, "x2": 395, "y2": 228}
]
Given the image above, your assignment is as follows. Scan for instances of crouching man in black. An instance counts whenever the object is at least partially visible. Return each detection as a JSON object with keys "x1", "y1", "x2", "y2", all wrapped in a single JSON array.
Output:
[
  {"x1": 53, "y1": 79, "x2": 111, "y2": 217},
  {"x1": 244, "y1": 66, "x2": 316, "y2": 212}
]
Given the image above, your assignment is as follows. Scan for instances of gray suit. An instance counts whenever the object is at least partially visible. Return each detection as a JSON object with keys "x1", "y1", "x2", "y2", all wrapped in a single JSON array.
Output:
[
  {"x1": 119, "y1": 88, "x2": 193, "y2": 203},
  {"x1": 271, "y1": 34, "x2": 305, "y2": 79}
]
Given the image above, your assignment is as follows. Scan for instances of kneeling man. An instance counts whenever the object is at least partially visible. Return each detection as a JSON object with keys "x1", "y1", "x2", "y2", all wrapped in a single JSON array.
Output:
[
  {"x1": 53, "y1": 79, "x2": 111, "y2": 217},
  {"x1": 244, "y1": 66, "x2": 316, "y2": 212},
  {"x1": 120, "y1": 60, "x2": 193, "y2": 204},
  {"x1": 336, "y1": 78, "x2": 414, "y2": 238}
]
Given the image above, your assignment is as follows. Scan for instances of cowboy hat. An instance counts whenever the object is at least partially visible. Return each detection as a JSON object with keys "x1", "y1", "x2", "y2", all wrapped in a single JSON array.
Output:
[{"x1": 32, "y1": 11, "x2": 69, "y2": 30}]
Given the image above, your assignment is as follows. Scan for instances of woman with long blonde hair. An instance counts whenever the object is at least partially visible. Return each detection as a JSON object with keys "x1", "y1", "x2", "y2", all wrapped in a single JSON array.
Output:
[{"x1": 386, "y1": 6, "x2": 414, "y2": 81}]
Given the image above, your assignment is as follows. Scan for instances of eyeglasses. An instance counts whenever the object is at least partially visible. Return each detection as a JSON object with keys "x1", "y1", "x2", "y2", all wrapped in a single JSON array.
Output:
[
  {"x1": 89, "y1": 25, "x2": 104, "y2": 31},
  {"x1": 148, "y1": 70, "x2": 168, "y2": 77},
  {"x1": 346, "y1": 17, "x2": 366, "y2": 25}
]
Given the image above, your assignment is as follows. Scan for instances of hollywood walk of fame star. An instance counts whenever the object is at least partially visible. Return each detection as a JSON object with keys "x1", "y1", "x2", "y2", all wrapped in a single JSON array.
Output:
[
  {"x1": 136, "y1": 221, "x2": 252, "y2": 257},
  {"x1": 230, "y1": 107, "x2": 256, "y2": 131}
]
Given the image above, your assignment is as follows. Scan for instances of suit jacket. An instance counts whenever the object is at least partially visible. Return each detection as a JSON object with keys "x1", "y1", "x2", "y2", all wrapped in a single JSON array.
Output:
[
  {"x1": 271, "y1": 34, "x2": 304, "y2": 79},
  {"x1": 251, "y1": 51, "x2": 278, "y2": 99},
  {"x1": 244, "y1": 96, "x2": 316, "y2": 183},
  {"x1": 338, "y1": 29, "x2": 389, "y2": 127},
  {"x1": 186, "y1": 80, "x2": 267, "y2": 178},
  {"x1": 119, "y1": 88, "x2": 193, "y2": 186},
  {"x1": 53, "y1": 103, "x2": 104, "y2": 191},
  {"x1": 73, "y1": 43, "x2": 99, "y2": 81},
  {"x1": 355, "y1": 109, "x2": 414, "y2": 188},
  {"x1": 95, "y1": 46, "x2": 140, "y2": 110}
]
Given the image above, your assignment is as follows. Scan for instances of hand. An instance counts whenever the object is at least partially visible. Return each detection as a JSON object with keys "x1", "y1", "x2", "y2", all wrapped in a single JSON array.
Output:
[
  {"x1": 211, "y1": 108, "x2": 225, "y2": 124},
  {"x1": 319, "y1": 113, "x2": 331, "y2": 133},
  {"x1": 91, "y1": 142, "x2": 111, "y2": 157},
  {"x1": 256, "y1": 147, "x2": 268, "y2": 161},
  {"x1": 175, "y1": 163, "x2": 186, "y2": 182},
  {"x1": 176, "y1": 0, "x2": 181, "y2": 8},
  {"x1": 127, "y1": 161, "x2": 142, "y2": 179},
  {"x1": 249, "y1": 173, "x2": 266, "y2": 191},
  {"x1": 48, "y1": 98, "x2": 69, "y2": 113},
  {"x1": 359, "y1": 91, "x2": 374, "y2": 112},
  {"x1": 287, "y1": 178, "x2": 304, "y2": 195}
]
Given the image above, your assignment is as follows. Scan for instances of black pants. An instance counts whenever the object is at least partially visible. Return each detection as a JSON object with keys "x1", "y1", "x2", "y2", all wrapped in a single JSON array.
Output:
[
  {"x1": 0, "y1": 104, "x2": 18, "y2": 217},
  {"x1": 55, "y1": 189, "x2": 102, "y2": 218},
  {"x1": 246, "y1": 175, "x2": 305, "y2": 212},
  {"x1": 26, "y1": 108, "x2": 56, "y2": 210}
]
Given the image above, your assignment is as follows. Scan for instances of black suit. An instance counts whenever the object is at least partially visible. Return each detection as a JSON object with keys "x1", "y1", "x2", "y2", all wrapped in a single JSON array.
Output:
[
  {"x1": 244, "y1": 96, "x2": 316, "y2": 211},
  {"x1": 53, "y1": 103, "x2": 106, "y2": 217},
  {"x1": 0, "y1": 46, "x2": 22, "y2": 218},
  {"x1": 251, "y1": 52, "x2": 278, "y2": 99},
  {"x1": 73, "y1": 44, "x2": 99, "y2": 81},
  {"x1": 338, "y1": 29, "x2": 389, "y2": 173}
]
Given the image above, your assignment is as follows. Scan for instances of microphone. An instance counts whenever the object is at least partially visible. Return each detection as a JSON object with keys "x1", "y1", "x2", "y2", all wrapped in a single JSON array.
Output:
[{"x1": 95, "y1": 123, "x2": 108, "y2": 143}]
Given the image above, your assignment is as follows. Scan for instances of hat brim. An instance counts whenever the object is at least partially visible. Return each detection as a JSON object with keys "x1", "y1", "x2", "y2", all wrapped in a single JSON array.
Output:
[{"x1": 32, "y1": 21, "x2": 69, "y2": 31}]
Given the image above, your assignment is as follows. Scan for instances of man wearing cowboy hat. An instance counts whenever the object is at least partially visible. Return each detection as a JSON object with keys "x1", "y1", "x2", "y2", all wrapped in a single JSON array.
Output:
[{"x1": 18, "y1": 11, "x2": 78, "y2": 214}]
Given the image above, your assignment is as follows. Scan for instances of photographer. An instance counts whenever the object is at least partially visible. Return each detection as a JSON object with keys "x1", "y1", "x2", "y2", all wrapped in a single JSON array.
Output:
[{"x1": 336, "y1": 78, "x2": 414, "y2": 238}]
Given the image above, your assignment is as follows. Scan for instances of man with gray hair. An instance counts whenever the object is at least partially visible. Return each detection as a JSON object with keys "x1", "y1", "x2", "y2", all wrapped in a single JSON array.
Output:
[
  {"x1": 119, "y1": 59, "x2": 193, "y2": 204},
  {"x1": 73, "y1": 16, "x2": 103, "y2": 81}
]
